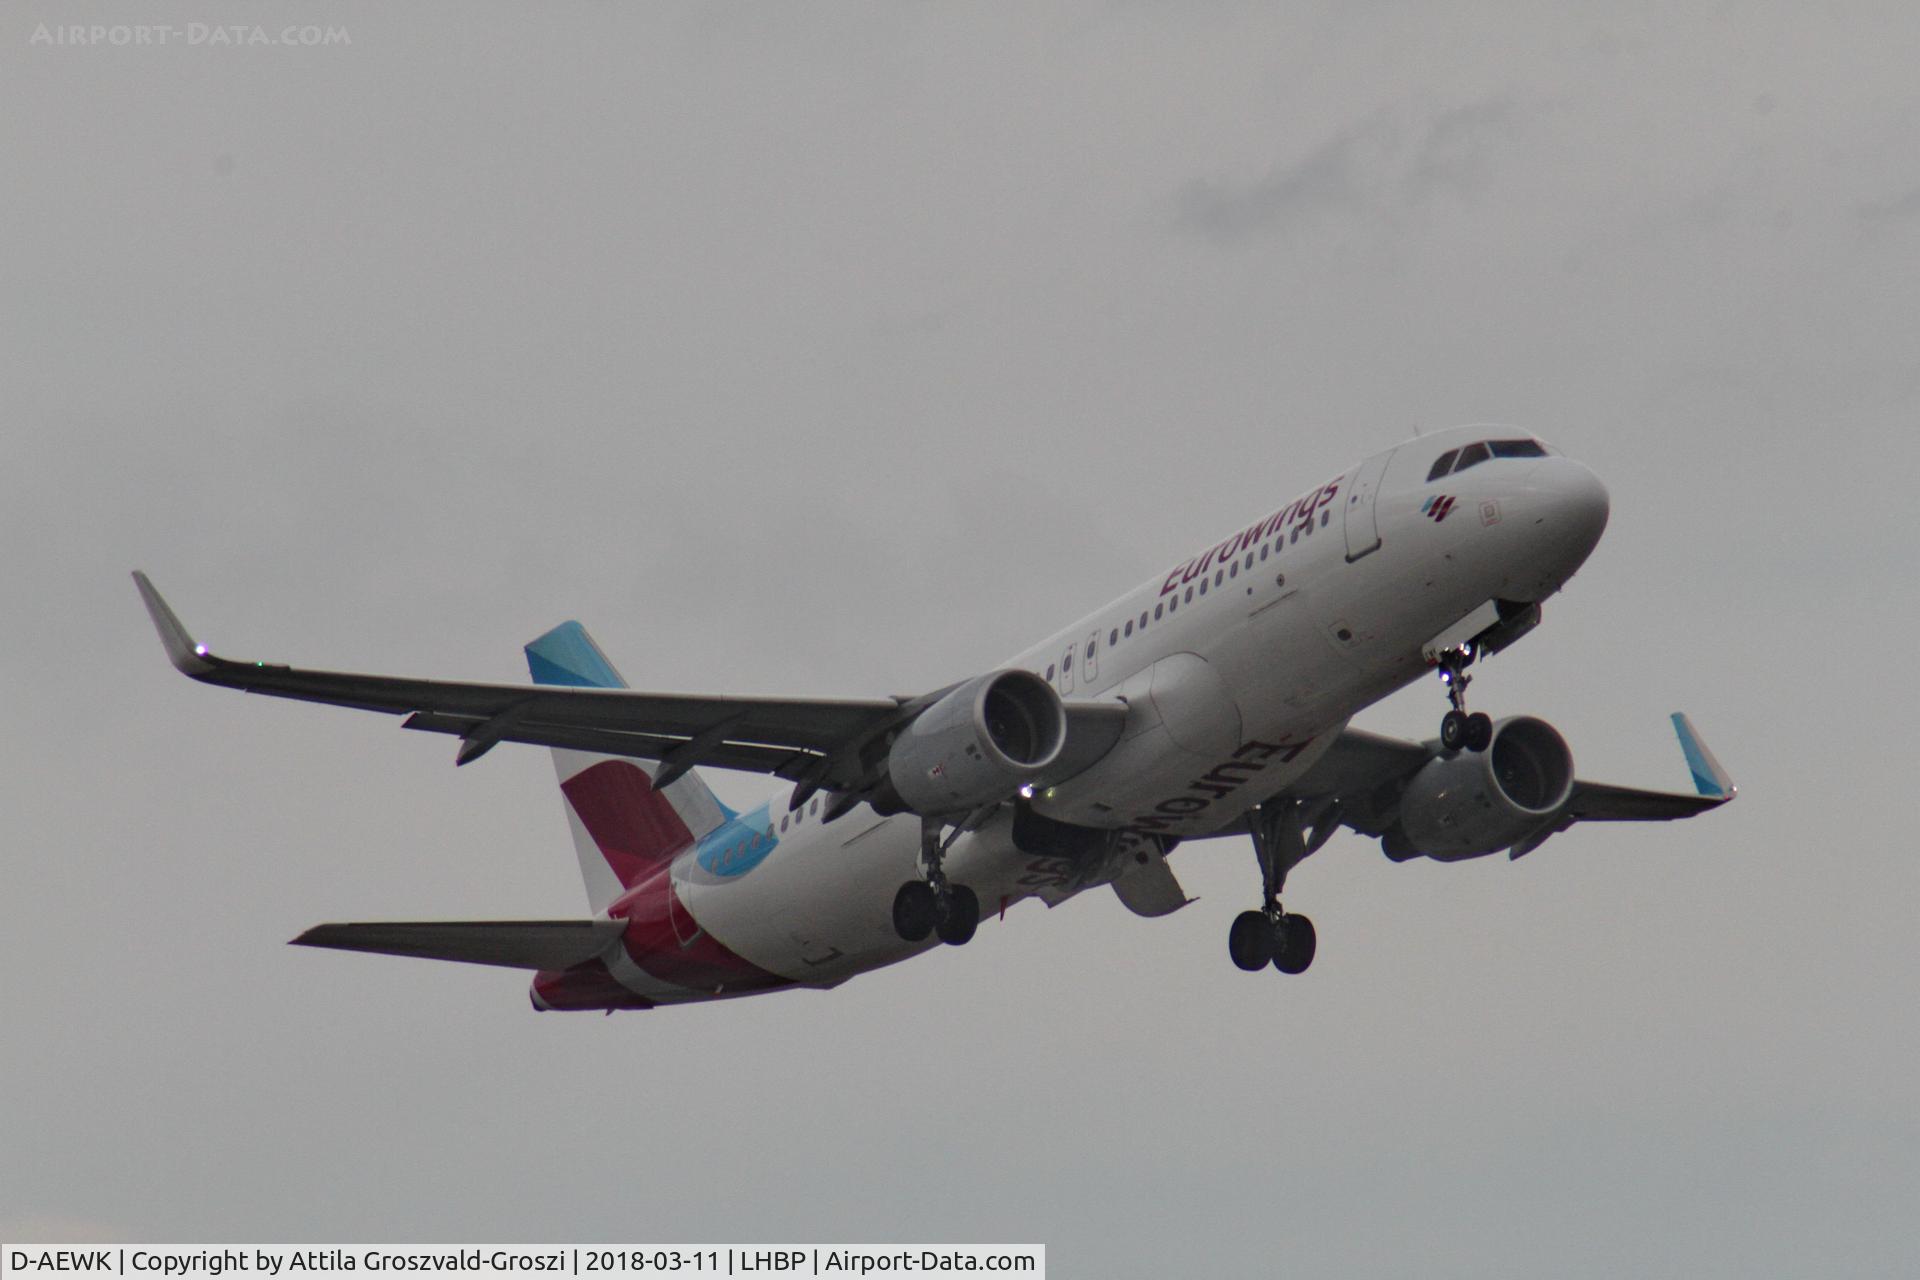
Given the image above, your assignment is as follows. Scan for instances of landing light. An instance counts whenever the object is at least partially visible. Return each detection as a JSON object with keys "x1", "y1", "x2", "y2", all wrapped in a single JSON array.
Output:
[
  {"x1": 1019, "y1": 784, "x2": 1035, "y2": 799},
  {"x1": 194, "y1": 644, "x2": 208, "y2": 656}
]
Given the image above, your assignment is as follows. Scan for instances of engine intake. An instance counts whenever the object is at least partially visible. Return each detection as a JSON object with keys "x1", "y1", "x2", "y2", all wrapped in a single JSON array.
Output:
[
  {"x1": 878, "y1": 670, "x2": 1067, "y2": 817},
  {"x1": 1395, "y1": 716, "x2": 1574, "y2": 861}
]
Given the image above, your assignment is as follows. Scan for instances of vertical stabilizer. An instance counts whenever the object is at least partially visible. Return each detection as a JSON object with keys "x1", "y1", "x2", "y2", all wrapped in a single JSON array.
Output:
[{"x1": 525, "y1": 622, "x2": 730, "y2": 913}]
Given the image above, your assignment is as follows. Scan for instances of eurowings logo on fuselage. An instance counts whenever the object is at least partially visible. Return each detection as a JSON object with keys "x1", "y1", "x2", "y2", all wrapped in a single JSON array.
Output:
[
  {"x1": 1422, "y1": 494, "x2": 1457, "y2": 522},
  {"x1": 1160, "y1": 476, "x2": 1344, "y2": 596}
]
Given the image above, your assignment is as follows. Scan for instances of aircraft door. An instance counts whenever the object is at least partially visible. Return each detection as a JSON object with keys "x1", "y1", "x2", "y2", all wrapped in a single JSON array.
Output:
[
  {"x1": 667, "y1": 868, "x2": 704, "y2": 947},
  {"x1": 1083, "y1": 631, "x2": 1100, "y2": 685},
  {"x1": 1059, "y1": 645, "x2": 1075, "y2": 694},
  {"x1": 1343, "y1": 447, "x2": 1397, "y2": 561}
]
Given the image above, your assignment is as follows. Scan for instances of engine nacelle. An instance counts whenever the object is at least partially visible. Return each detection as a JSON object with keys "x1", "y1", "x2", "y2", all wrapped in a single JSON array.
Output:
[
  {"x1": 1394, "y1": 716, "x2": 1574, "y2": 861},
  {"x1": 878, "y1": 670, "x2": 1067, "y2": 817}
]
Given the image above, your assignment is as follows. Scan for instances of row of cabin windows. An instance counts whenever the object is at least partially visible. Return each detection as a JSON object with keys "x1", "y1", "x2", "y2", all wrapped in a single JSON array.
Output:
[
  {"x1": 777, "y1": 794, "x2": 824, "y2": 834},
  {"x1": 1037, "y1": 508, "x2": 1331, "y2": 682},
  {"x1": 1426, "y1": 438, "x2": 1547, "y2": 482}
]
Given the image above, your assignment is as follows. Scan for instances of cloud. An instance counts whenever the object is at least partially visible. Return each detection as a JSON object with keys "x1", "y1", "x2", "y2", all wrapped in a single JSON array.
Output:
[
  {"x1": 1173, "y1": 95, "x2": 1521, "y2": 243},
  {"x1": 1855, "y1": 184, "x2": 1920, "y2": 224}
]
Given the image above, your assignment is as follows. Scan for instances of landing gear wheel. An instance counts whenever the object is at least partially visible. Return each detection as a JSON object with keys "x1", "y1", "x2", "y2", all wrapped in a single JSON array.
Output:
[
  {"x1": 1229, "y1": 910, "x2": 1274, "y2": 971},
  {"x1": 1464, "y1": 712, "x2": 1493, "y2": 752},
  {"x1": 936, "y1": 885, "x2": 980, "y2": 946},
  {"x1": 892, "y1": 881, "x2": 936, "y2": 943},
  {"x1": 1441, "y1": 709, "x2": 1469, "y2": 751},
  {"x1": 1272, "y1": 914, "x2": 1317, "y2": 974}
]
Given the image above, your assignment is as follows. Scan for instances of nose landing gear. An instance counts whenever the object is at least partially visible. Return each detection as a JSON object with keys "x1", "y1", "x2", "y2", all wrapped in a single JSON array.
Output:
[
  {"x1": 892, "y1": 817, "x2": 981, "y2": 946},
  {"x1": 1229, "y1": 799, "x2": 1319, "y2": 975},
  {"x1": 1434, "y1": 644, "x2": 1493, "y2": 753}
]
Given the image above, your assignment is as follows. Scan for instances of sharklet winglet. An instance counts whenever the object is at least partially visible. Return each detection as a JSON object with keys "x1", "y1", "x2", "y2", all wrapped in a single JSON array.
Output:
[
  {"x1": 132, "y1": 571, "x2": 216, "y2": 676},
  {"x1": 1671, "y1": 712, "x2": 1736, "y2": 800}
]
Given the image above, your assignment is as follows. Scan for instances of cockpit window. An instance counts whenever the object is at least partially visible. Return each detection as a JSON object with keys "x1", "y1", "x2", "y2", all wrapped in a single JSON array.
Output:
[
  {"x1": 1452, "y1": 442, "x2": 1491, "y2": 472},
  {"x1": 1489, "y1": 439, "x2": 1547, "y2": 459},
  {"x1": 1426, "y1": 449, "x2": 1459, "y2": 481}
]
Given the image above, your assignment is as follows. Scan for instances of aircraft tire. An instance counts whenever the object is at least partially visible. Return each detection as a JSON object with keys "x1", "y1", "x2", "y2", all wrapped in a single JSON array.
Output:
[
  {"x1": 1441, "y1": 709, "x2": 1468, "y2": 751},
  {"x1": 1228, "y1": 910, "x2": 1274, "y2": 971},
  {"x1": 1465, "y1": 712, "x2": 1494, "y2": 752},
  {"x1": 936, "y1": 885, "x2": 980, "y2": 946},
  {"x1": 1273, "y1": 914, "x2": 1317, "y2": 974},
  {"x1": 893, "y1": 881, "x2": 937, "y2": 942}
]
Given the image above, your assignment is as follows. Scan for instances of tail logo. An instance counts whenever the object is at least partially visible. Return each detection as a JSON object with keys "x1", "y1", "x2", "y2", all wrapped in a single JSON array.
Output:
[{"x1": 561, "y1": 760, "x2": 695, "y2": 889}]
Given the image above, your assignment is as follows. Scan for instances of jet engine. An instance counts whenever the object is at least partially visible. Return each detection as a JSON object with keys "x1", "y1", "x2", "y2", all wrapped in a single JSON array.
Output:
[
  {"x1": 875, "y1": 670, "x2": 1067, "y2": 817},
  {"x1": 1393, "y1": 716, "x2": 1574, "y2": 861}
]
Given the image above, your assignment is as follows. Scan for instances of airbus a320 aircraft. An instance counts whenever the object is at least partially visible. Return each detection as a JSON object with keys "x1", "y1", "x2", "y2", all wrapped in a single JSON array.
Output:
[{"x1": 135, "y1": 425, "x2": 1734, "y2": 1010}]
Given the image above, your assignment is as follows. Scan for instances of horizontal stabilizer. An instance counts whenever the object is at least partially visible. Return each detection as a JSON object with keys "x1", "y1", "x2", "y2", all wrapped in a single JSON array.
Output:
[{"x1": 291, "y1": 919, "x2": 625, "y2": 969}]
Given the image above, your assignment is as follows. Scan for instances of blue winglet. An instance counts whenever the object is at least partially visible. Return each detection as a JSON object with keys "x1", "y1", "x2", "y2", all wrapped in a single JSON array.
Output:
[
  {"x1": 525, "y1": 621, "x2": 627, "y2": 689},
  {"x1": 1671, "y1": 713, "x2": 1735, "y2": 800}
]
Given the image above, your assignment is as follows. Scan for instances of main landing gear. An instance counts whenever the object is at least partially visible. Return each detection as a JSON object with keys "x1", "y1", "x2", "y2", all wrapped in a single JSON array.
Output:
[
  {"x1": 1229, "y1": 799, "x2": 1318, "y2": 975},
  {"x1": 1434, "y1": 643, "x2": 1493, "y2": 753},
  {"x1": 892, "y1": 817, "x2": 981, "y2": 947}
]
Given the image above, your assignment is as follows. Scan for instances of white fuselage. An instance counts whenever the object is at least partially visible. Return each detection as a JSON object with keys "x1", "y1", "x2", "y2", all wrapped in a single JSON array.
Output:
[{"x1": 620, "y1": 426, "x2": 1610, "y2": 1003}]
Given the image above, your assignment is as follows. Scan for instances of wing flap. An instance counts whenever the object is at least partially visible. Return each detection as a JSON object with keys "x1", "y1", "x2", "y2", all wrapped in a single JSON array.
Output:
[
  {"x1": 133, "y1": 573, "x2": 906, "y2": 785},
  {"x1": 292, "y1": 919, "x2": 626, "y2": 969}
]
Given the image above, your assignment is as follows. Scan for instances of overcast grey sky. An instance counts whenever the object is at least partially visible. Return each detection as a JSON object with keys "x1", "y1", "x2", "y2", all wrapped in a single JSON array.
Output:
[{"x1": 5, "y1": 3, "x2": 1917, "y2": 1274}]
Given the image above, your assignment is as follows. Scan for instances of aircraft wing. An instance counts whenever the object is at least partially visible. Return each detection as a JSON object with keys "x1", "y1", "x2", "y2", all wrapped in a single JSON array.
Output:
[
  {"x1": 134, "y1": 572, "x2": 912, "y2": 791},
  {"x1": 134, "y1": 573, "x2": 1124, "y2": 801},
  {"x1": 1204, "y1": 713, "x2": 1734, "y2": 858}
]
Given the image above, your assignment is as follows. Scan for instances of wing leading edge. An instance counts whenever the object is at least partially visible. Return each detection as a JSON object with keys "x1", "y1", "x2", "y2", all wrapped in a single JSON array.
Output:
[
  {"x1": 133, "y1": 573, "x2": 1125, "y2": 801},
  {"x1": 134, "y1": 571, "x2": 910, "y2": 790},
  {"x1": 1204, "y1": 713, "x2": 1734, "y2": 860}
]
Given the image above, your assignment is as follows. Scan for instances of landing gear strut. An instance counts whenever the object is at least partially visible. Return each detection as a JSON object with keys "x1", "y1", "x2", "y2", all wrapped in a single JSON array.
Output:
[
  {"x1": 892, "y1": 818, "x2": 980, "y2": 946},
  {"x1": 1434, "y1": 643, "x2": 1493, "y2": 753},
  {"x1": 1230, "y1": 800, "x2": 1318, "y2": 975}
]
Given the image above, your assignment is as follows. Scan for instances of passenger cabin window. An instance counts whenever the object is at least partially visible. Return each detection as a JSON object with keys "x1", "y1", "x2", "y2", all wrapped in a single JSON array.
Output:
[
  {"x1": 1110, "y1": 628, "x2": 1119, "y2": 645},
  {"x1": 1427, "y1": 449, "x2": 1459, "y2": 481},
  {"x1": 1490, "y1": 439, "x2": 1547, "y2": 459},
  {"x1": 1123, "y1": 621, "x2": 1133, "y2": 638}
]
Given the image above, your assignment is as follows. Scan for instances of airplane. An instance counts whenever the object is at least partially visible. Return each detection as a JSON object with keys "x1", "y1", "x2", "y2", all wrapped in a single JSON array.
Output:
[{"x1": 133, "y1": 423, "x2": 1734, "y2": 1010}]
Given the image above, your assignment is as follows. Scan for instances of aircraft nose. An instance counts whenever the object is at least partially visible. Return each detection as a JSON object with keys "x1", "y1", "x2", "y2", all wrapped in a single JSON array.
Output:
[{"x1": 1532, "y1": 456, "x2": 1610, "y2": 569}]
